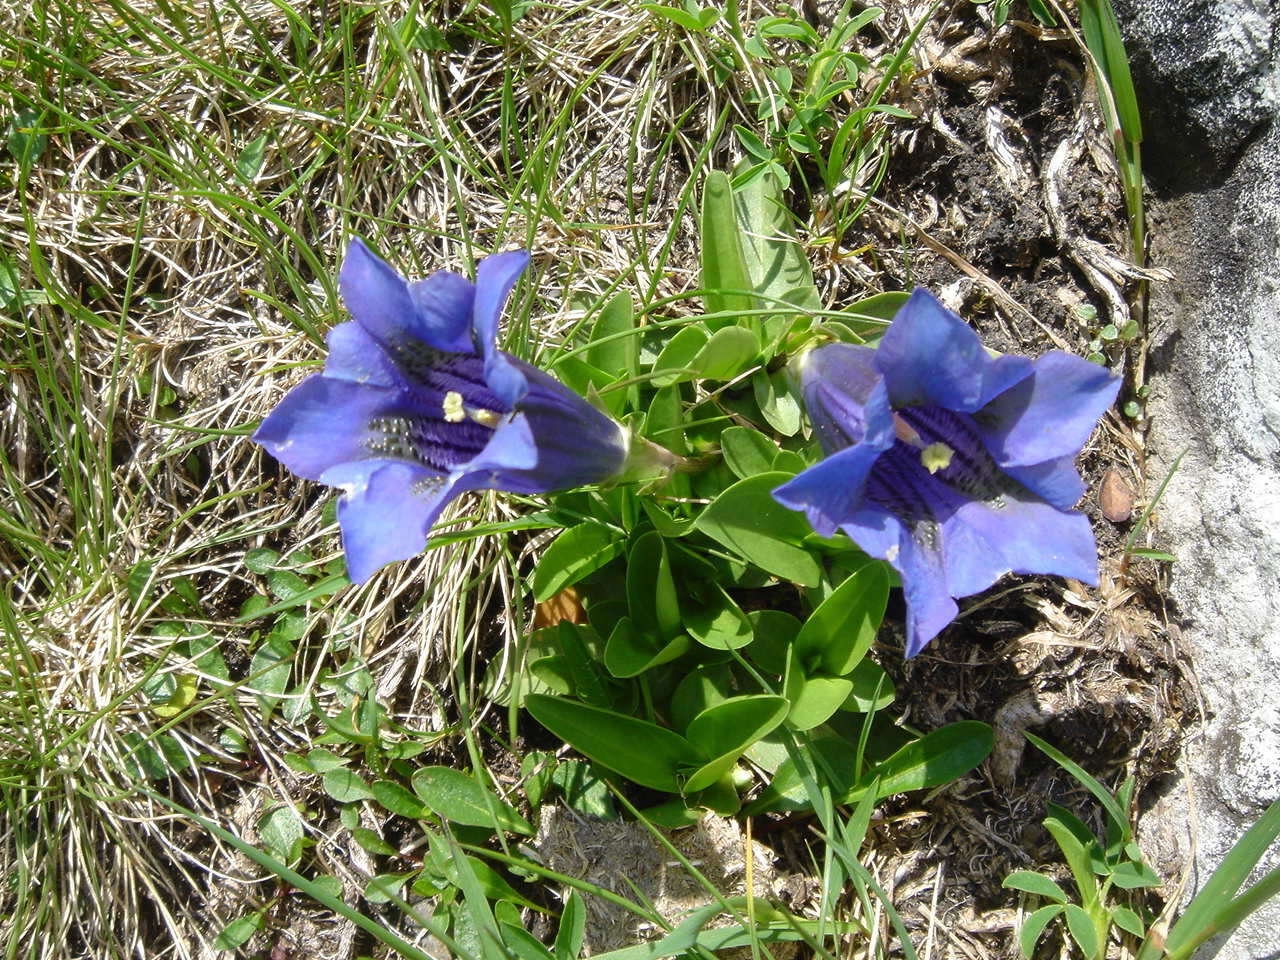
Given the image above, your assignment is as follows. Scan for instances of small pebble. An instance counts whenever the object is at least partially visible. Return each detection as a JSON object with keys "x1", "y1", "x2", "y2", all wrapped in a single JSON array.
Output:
[{"x1": 1099, "y1": 468, "x2": 1134, "y2": 523}]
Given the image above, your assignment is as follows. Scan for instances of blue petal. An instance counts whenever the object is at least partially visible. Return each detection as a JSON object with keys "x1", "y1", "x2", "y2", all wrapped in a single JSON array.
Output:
[
  {"x1": 339, "y1": 239, "x2": 419, "y2": 347},
  {"x1": 946, "y1": 493, "x2": 1100, "y2": 593},
  {"x1": 979, "y1": 353, "x2": 1035, "y2": 406},
  {"x1": 466, "y1": 413, "x2": 540, "y2": 478},
  {"x1": 253, "y1": 375, "x2": 397, "y2": 481},
  {"x1": 321, "y1": 459, "x2": 459, "y2": 584},
  {"x1": 473, "y1": 250, "x2": 531, "y2": 408},
  {"x1": 829, "y1": 492, "x2": 958, "y2": 657},
  {"x1": 837, "y1": 503, "x2": 907, "y2": 561},
  {"x1": 340, "y1": 239, "x2": 480, "y2": 355},
  {"x1": 798, "y1": 344, "x2": 895, "y2": 455},
  {"x1": 976, "y1": 351, "x2": 1121, "y2": 467},
  {"x1": 455, "y1": 361, "x2": 630, "y2": 495},
  {"x1": 876, "y1": 289, "x2": 1031, "y2": 413},
  {"x1": 408, "y1": 270, "x2": 478, "y2": 354},
  {"x1": 773, "y1": 443, "x2": 889, "y2": 538},
  {"x1": 897, "y1": 530, "x2": 960, "y2": 658},
  {"x1": 323, "y1": 321, "x2": 403, "y2": 388},
  {"x1": 1004, "y1": 456, "x2": 1086, "y2": 510}
]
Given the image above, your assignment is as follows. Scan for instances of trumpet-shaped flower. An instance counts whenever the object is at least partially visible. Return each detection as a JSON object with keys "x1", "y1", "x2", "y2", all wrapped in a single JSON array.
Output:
[
  {"x1": 773, "y1": 289, "x2": 1120, "y2": 657},
  {"x1": 254, "y1": 239, "x2": 630, "y2": 583}
]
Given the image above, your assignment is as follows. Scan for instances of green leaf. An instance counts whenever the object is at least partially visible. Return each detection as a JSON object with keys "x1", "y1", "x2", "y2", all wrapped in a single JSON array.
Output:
[
  {"x1": 841, "y1": 290, "x2": 908, "y2": 328},
  {"x1": 364, "y1": 873, "x2": 409, "y2": 904},
  {"x1": 1078, "y1": 0, "x2": 1142, "y2": 143},
  {"x1": 626, "y1": 531, "x2": 682, "y2": 641},
  {"x1": 847, "y1": 721, "x2": 994, "y2": 802},
  {"x1": 150, "y1": 673, "x2": 199, "y2": 720},
  {"x1": 784, "y1": 659, "x2": 853, "y2": 731},
  {"x1": 1003, "y1": 871, "x2": 1069, "y2": 903},
  {"x1": 640, "y1": 2, "x2": 707, "y2": 30},
  {"x1": 351, "y1": 827, "x2": 397, "y2": 856},
  {"x1": 692, "y1": 326, "x2": 759, "y2": 380},
  {"x1": 259, "y1": 804, "x2": 304, "y2": 865},
  {"x1": 1044, "y1": 816, "x2": 1100, "y2": 906},
  {"x1": 1111, "y1": 905, "x2": 1145, "y2": 938},
  {"x1": 720, "y1": 426, "x2": 779, "y2": 479},
  {"x1": 533, "y1": 524, "x2": 624, "y2": 602},
  {"x1": 639, "y1": 798, "x2": 706, "y2": 829},
  {"x1": 1026, "y1": 0, "x2": 1057, "y2": 25},
  {"x1": 323, "y1": 767, "x2": 375, "y2": 802},
  {"x1": 235, "y1": 573, "x2": 348, "y2": 622},
  {"x1": 248, "y1": 633, "x2": 293, "y2": 718},
  {"x1": 587, "y1": 291, "x2": 638, "y2": 378},
  {"x1": 693, "y1": 472, "x2": 823, "y2": 586},
  {"x1": 268, "y1": 568, "x2": 308, "y2": 602},
  {"x1": 683, "y1": 695, "x2": 789, "y2": 792},
  {"x1": 733, "y1": 163, "x2": 821, "y2": 318},
  {"x1": 1063, "y1": 903, "x2": 1101, "y2": 959},
  {"x1": 1018, "y1": 904, "x2": 1064, "y2": 959},
  {"x1": 794, "y1": 560, "x2": 887, "y2": 676},
  {"x1": 503, "y1": 922, "x2": 557, "y2": 960},
  {"x1": 411, "y1": 767, "x2": 534, "y2": 835},
  {"x1": 126, "y1": 560, "x2": 155, "y2": 606},
  {"x1": 746, "y1": 609, "x2": 800, "y2": 675},
  {"x1": 548, "y1": 623, "x2": 612, "y2": 708},
  {"x1": 525, "y1": 695, "x2": 698, "y2": 792},
  {"x1": 6, "y1": 108, "x2": 47, "y2": 163},
  {"x1": 371, "y1": 779, "x2": 433, "y2": 819},
  {"x1": 1125, "y1": 547, "x2": 1176, "y2": 562},
  {"x1": 306, "y1": 747, "x2": 350, "y2": 772},
  {"x1": 604, "y1": 616, "x2": 690, "y2": 677},
  {"x1": 639, "y1": 498, "x2": 696, "y2": 538},
  {"x1": 684, "y1": 583, "x2": 753, "y2": 650},
  {"x1": 1109, "y1": 860, "x2": 1161, "y2": 889},
  {"x1": 643, "y1": 384, "x2": 688, "y2": 455},
  {"x1": 700, "y1": 171, "x2": 757, "y2": 331},
  {"x1": 650, "y1": 325, "x2": 709, "y2": 387},
  {"x1": 752, "y1": 368, "x2": 802, "y2": 436},
  {"x1": 187, "y1": 635, "x2": 230, "y2": 686},
  {"x1": 842, "y1": 659, "x2": 895, "y2": 712},
  {"x1": 555, "y1": 892, "x2": 587, "y2": 960},
  {"x1": 670, "y1": 664, "x2": 734, "y2": 733},
  {"x1": 551, "y1": 760, "x2": 617, "y2": 819},
  {"x1": 237, "y1": 133, "x2": 268, "y2": 181},
  {"x1": 734, "y1": 124, "x2": 772, "y2": 162},
  {"x1": 554, "y1": 354, "x2": 622, "y2": 415},
  {"x1": 697, "y1": 771, "x2": 741, "y2": 814},
  {"x1": 213, "y1": 910, "x2": 265, "y2": 951},
  {"x1": 746, "y1": 736, "x2": 860, "y2": 813}
]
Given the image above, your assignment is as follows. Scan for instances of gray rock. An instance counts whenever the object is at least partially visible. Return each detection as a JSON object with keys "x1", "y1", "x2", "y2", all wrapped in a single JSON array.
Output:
[
  {"x1": 1139, "y1": 4, "x2": 1280, "y2": 951},
  {"x1": 1112, "y1": 0, "x2": 1280, "y2": 185}
]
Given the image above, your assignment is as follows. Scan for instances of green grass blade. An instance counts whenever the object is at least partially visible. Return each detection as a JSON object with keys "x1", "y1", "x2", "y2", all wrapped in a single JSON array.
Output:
[
  {"x1": 1026, "y1": 732, "x2": 1130, "y2": 842},
  {"x1": 1078, "y1": 0, "x2": 1143, "y2": 145},
  {"x1": 1163, "y1": 799, "x2": 1280, "y2": 959}
]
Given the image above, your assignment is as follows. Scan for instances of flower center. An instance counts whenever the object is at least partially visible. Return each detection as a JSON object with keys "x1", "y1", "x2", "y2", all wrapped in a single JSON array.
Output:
[
  {"x1": 366, "y1": 351, "x2": 513, "y2": 472},
  {"x1": 868, "y1": 405, "x2": 1016, "y2": 524}
]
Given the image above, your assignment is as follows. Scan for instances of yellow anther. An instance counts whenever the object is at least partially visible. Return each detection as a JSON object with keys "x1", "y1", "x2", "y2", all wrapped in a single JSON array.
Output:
[
  {"x1": 920, "y1": 442, "x2": 954, "y2": 474},
  {"x1": 467, "y1": 407, "x2": 503, "y2": 428},
  {"x1": 442, "y1": 391, "x2": 466, "y2": 423}
]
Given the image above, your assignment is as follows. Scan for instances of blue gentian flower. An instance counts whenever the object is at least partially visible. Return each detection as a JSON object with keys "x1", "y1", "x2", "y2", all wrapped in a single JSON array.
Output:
[
  {"x1": 254, "y1": 239, "x2": 630, "y2": 583},
  {"x1": 773, "y1": 289, "x2": 1121, "y2": 657}
]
